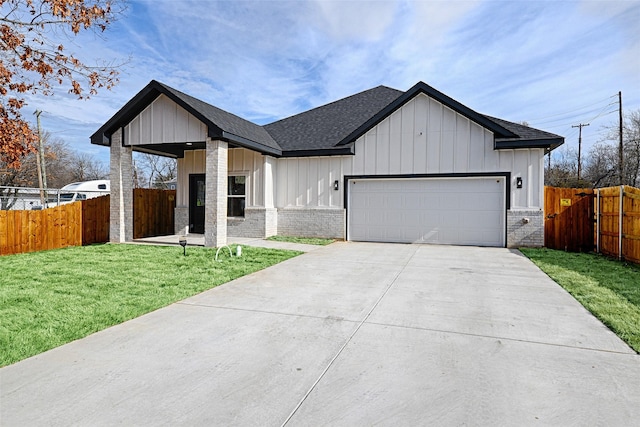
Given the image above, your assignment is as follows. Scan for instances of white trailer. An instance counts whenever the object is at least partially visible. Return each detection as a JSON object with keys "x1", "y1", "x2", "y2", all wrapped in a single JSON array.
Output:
[{"x1": 58, "y1": 180, "x2": 110, "y2": 204}]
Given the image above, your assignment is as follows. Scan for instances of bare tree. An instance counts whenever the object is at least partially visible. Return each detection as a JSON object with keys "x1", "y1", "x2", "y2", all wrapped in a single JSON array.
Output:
[
  {"x1": 545, "y1": 146, "x2": 590, "y2": 187},
  {"x1": 546, "y1": 109, "x2": 640, "y2": 188},
  {"x1": 134, "y1": 153, "x2": 177, "y2": 189},
  {"x1": 597, "y1": 109, "x2": 640, "y2": 187},
  {"x1": 66, "y1": 152, "x2": 108, "y2": 182},
  {"x1": 1, "y1": 132, "x2": 107, "y2": 209}
]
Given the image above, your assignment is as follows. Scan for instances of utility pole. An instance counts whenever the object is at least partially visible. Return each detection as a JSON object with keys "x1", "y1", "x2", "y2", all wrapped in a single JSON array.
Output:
[
  {"x1": 618, "y1": 91, "x2": 624, "y2": 185},
  {"x1": 572, "y1": 122, "x2": 589, "y2": 181},
  {"x1": 34, "y1": 110, "x2": 48, "y2": 207}
]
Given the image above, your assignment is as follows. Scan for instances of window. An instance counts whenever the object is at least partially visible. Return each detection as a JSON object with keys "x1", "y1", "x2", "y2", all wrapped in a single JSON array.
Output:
[{"x1": 228, "y1": 175, "x2": 246, "y2": 217}]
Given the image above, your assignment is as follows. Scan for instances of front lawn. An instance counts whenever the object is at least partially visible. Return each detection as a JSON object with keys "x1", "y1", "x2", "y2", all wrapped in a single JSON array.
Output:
[
  {"x1": 0, "y1": 243, "x2": 301, "y2": 367},
  {"x1": 521, "y1": 248, "x2": 640, "y2": 353}
]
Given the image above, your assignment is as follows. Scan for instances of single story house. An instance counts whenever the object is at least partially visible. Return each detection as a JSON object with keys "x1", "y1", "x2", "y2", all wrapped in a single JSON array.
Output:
[{"x1": 91, "y1": 80, "x2": 563, "y2": 248}]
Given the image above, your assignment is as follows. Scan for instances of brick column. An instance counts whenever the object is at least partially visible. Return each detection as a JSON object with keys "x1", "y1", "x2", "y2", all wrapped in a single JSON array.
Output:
[
  {"x1": 263, "y1": 155, "x2": 277, "y2": 237},
  {"x1": 204, "y1": 138, "x2": 228, "y2": 247},
  {"x1": 109, "y1": 128, "x2": 133, "y2": 243}
]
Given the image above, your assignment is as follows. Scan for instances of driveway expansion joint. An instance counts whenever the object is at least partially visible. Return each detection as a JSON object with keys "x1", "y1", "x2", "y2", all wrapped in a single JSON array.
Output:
[
  {"x1": 280, "y1": 245, "x2": 421, "y2": 426},
  {"x1": 175, "y1": 301, "x2": 362, "y2": 324},
  {"x1": 363, "y1": 320, "x2": 638, "y2": 356}
]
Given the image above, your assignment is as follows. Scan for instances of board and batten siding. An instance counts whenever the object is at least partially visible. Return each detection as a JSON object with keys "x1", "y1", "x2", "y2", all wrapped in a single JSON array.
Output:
[
  {"x1": 274, "y1": 93, "x2": 544, "y2": 210},
  {"x1": 275, "y1": 157, "x2": 348, "y2": 208},
  {"x1": 176, "y1": 148, "x2": 264, "y2": 207},
  {"x1": 125, "y1": 94, "x2": 207, "y2": 145}
]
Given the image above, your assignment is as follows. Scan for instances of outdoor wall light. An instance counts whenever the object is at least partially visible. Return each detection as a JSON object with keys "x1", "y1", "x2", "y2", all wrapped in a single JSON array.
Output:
[
  {"x1": 516, "y1": 177, "x2": 523, "y2": 189},
  {"x1": 179, "y1": 236, "x2": 187, "y2": 256},
  {"x1": 333, "y1": 180, "x2": 339, "y2": 191}
]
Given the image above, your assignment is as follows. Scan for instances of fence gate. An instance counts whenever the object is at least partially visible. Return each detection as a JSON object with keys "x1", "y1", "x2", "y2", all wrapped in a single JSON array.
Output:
[{"x1": 544, "y1": 187, "x2": 595, "y2": 252}]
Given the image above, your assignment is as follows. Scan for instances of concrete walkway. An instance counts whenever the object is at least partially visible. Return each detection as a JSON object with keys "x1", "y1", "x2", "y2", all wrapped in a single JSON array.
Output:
[{"x1": 2, "y1": 243, "x2": 639, "y2": 426}]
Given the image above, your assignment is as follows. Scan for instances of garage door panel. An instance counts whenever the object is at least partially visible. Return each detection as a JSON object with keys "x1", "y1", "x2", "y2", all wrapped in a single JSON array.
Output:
[{"x1": 349, "y1": 177, "x2": 505, "y2": 246}]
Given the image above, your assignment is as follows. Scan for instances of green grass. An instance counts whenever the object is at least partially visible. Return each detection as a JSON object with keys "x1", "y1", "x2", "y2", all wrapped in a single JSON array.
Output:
[
  {"x1": 0, "y1": 243, "x2": 302, "y2": 367},
  {"x1": 520, "y1": 248, "x2": 640, "y2": 353},
  {"x1": 266, "y1": 235, "x2": 335, "y2": 246}
]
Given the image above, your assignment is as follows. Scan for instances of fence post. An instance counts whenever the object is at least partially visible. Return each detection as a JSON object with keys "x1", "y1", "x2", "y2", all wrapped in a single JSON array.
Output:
[
  {"x1": 619, "y1": 185, "x2": 624, "y2": 260},
  {"x1": 596, "y1": 189, "x2": 600, "y2": 254}
]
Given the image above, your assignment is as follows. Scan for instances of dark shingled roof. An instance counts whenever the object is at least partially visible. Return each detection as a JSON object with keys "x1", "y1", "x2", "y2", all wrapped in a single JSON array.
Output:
[
  {"x1": 157, "y1": 82, "x2": 281, "y2": 152},
  {"x1": 91, "y1": 80, "x2": 564, "y2": 156},
  {"x1": 264, "y1": 85, "x2": 404, "y2": 154},
  {"x1": 90, "y1": 80, "x2": 281, "y2": 155},
  {"x1": 484, "y1": 115, "x2": 564, "y2": 150}
]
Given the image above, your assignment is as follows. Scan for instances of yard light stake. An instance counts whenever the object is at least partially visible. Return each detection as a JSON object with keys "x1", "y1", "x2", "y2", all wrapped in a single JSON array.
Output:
[{"x1": 179, "y1": 236, "x2": 187, "y2": 256}]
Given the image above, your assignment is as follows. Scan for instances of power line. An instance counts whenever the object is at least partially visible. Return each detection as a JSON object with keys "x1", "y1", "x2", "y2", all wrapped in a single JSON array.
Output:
[
  {"x1": 530, "y1": 102, "x2": 617, "y2": 127},
  {"x1": 526, "y1": 94, "x2": 617, "y2": 122}
]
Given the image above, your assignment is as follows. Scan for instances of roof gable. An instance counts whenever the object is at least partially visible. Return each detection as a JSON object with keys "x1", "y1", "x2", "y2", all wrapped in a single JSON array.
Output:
[
  {"x1": 90, "y1": 80, "x2": 281, "y2": 156},
  {"x1": 335, "y1": 81, "x2": 519, "y2": 147}
]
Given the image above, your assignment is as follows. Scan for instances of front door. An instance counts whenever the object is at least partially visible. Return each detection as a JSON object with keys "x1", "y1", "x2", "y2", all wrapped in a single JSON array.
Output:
[{"x1": 189, "y1": 174, "x2": 205, "y2": 234}]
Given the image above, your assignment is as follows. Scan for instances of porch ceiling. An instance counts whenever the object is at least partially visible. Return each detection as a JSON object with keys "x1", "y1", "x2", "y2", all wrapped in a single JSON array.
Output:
[{"x1": 130, "y1": 141, "x2": 245, "y2": 158}]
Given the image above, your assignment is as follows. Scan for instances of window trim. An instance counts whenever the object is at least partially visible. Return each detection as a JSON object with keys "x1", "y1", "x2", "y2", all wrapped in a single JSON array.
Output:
[{"x1": 227, "y1": 173, "x2": 248, "y2": 218}]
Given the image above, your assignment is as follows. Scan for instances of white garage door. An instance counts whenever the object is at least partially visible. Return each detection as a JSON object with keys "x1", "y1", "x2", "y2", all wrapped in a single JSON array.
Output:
[{"x1": 348, "y1": 177, "x2": 506, "y2": 247}]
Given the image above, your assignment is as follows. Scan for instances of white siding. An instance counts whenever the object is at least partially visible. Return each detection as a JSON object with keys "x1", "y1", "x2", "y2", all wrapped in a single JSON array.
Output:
[
  {"x1": 125, "y1": 94, "x2": 207, "y2": 145},
  {"x1": 274, "y1": 93, "x2": 544, "y2": 210},
  {"x1": 176, "y1": 148, "x2": 264, "y2": 208},
  {"x1": 275, "y1": 156, "x2": 348, "y2": 208}
]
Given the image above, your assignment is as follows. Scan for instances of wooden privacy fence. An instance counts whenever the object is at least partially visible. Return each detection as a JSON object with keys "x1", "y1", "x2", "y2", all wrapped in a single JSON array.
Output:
[
  {"x1": 1, "y1": 188, "x2": 177, "y2": 256},
  {"x1": 82, "y1": 195, "x2": 110, "y2": 245},
  {"x1": 544, "y1": 187, "x2": 595, "y2": 252},
  {"x1": 544, "y1": 186, "x2": 640, "y2": 264},
  {"x1": 133, "y1": 188, "x2": 176, "y2": 239},
  {"x1": 0, "y1": 195, "x2": 110, "y2": 256},
  {"x1": 596, "y1": 186, "x2": 640, "y2": 264}
]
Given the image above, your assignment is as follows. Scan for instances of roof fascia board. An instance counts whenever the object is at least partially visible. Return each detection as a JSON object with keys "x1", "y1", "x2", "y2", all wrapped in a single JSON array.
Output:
[
  {"x1": 220, "y1": 131, "x2": 282, "y2": 156},
  {"x1": 280, "y1": 147, "x2": 354, "y2": 157},
  {"x1": 91, "y1": 80, "x2": 165, "y2": 145},
  {"x1": 91, "y1": 80, "x2": 226, "y2": 146},
  {"x1": 336, "y1": 81, "x2": 518, "y2": 147},
  {"x1": 495, "y1": 137, "x2": 564, "y2": 150}
]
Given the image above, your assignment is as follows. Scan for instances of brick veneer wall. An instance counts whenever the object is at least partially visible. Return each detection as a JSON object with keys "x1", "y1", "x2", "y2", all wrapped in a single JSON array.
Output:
[
  {"x1": 109, "y1": 128, "x2": 133, "y2": 243},
  {"x1": 174, "y1": 206, "x2": 189, "y2": 235},
  {"x1": 506, "y1": 210, "x2": 544, "y2": 248},
  {"x1": 227, "y1": 208, "x2": 278, "y2": 238},
  {"x1": 204, "y1": 139, "x2": 227, "y2": 247},
  {"x1": 276, "y1": 208, "x2": 345, "y2": 239}
]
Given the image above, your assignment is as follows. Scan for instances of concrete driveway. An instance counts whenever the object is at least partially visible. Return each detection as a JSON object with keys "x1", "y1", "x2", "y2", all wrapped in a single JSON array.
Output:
[{"x1": 2, "y1": 242, "x2": 639, "y2": 426}]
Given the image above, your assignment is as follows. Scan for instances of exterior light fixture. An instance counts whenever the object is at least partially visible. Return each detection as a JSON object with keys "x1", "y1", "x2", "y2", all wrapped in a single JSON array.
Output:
[
  {"x1": 516, "y1": 177, "x2": 523, "y2": 189},
  {"x1": 179, "y1": 236, "x2": 187, "y2": 256},
  {"x1": 334, "y1": 180, "x2": 339, "y2": 191}
]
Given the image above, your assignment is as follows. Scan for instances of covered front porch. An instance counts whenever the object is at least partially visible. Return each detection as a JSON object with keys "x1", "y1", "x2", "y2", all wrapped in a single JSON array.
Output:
[
  {"x1": 110, "y1": 135, "x2": 233, "y2": 248},
  {"x1": 92, "y1": 81, "x2": 282, "y2": 248}
]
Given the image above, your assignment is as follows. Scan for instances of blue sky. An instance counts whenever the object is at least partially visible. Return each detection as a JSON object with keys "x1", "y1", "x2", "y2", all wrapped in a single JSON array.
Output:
[{"x1": 25, "y1": 0, "x2": 640, "y2": 165}]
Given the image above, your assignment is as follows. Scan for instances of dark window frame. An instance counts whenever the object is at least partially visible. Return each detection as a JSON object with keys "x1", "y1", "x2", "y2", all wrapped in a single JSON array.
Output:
[{"x1": 227, "y1": 175, "x2": 247, "y2": 218}]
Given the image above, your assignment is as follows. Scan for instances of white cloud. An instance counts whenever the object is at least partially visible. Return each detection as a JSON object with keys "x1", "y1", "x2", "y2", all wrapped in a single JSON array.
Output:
[
  {"x1": 309, "y1": 0, "x2": 398, "y2": 42},
  {"x1": 14, "y1": 0, "x2": 639, "y2": 167}
]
